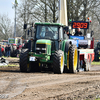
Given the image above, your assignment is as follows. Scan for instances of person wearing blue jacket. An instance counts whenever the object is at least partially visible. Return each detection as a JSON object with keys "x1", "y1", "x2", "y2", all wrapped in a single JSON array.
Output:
[{"x1": 7, "y1": 44, "x2": 11, "y2": 57}]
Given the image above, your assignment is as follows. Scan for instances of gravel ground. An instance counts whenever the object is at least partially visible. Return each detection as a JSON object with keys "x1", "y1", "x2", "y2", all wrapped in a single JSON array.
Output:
[{"x1": 0, "y1": 58, "x2": 100, "y2": 100}]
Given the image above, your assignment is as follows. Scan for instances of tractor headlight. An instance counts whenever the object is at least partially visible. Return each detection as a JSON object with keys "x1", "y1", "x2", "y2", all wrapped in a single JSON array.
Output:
[
  {"x1": 36, "y1": 48, "x2": 41, "y2": 50},
  {"x1": 41, "y1": 48, "x2": 46, "y2": 50}
]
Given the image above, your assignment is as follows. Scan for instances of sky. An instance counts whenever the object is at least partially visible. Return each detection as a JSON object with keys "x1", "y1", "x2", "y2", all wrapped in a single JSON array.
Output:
[{"x1": 0, "y1": 0, "x2": 21, "y2": 22}]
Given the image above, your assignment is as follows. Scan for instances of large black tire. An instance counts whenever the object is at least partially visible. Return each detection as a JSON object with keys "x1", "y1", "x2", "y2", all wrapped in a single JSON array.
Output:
[
  {"x1": 69, "y1": 45, "x2": 78, "y2": 73},
  {"x1": 94, "y1": 54, "x2": 99, "y2": 61},
  {"x1": 53, "y1": 50, "x2": 64, "y2": 74},
  {"x1": 77, "y1": 51, "x2": 80, "y2": 72},
  {"x1": 63, "y1": 51, "x2": 69, "y2": 73},
  {"x1": 20, "y1": 49, "x2": 29, "y2": 72},
  {"x1": 63, "y1": 41, "x2": 70, "y2": 73},
  {"x1": 23, "y1": 42, "x2": 29, "y2": 49}
]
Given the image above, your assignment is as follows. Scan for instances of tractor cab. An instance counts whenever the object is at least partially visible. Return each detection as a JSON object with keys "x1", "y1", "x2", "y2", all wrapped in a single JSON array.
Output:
[
  {"x1": 35, "y1": 24, "x2": 59, "y2": 40},
  {"x1": 29, "y1": 22, "x2": 64, "y2": 52}
]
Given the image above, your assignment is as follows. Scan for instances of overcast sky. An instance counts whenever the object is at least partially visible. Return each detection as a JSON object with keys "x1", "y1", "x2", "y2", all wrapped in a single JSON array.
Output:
[{"x1": 0, "y1": 0, "x2": 20, "y2": 22}]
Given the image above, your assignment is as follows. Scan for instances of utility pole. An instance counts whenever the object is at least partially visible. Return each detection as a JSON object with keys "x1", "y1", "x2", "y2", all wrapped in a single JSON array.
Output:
[
  {"x1": 83, "y1": 0, "x2": 87, "y2": 35},
  {"x1": 45, "y1": 0, "x2": 47, "y2": 22},
  {"x1": 24, "y1": 0, "x2": 27, "y2": 39},
  {"x1": 12, "y1": 0, "x2": 18, "y2": 38},
  {"x1": 53, "y1": 0, "x2": 55, "y2": 22}
]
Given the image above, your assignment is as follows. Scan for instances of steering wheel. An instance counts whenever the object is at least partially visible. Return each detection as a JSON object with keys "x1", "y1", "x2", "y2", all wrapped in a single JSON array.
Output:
[{"x1": 45, "y1": 36, "x2": 52, "y2": 39}]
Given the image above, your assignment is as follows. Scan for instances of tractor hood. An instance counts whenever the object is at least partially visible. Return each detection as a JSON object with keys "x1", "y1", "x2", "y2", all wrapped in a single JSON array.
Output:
[
  {"x1": 36, "y1": 39, "x2": 51, "y2": 55},
  {"x1": 36, "y1": 39, "x2": 51, "y2": 45}
]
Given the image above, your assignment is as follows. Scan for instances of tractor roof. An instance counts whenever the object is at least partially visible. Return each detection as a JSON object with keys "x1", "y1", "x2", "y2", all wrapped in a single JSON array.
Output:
[{"x1": 35, "y1": 22, "x2": 64, "y2": 26}]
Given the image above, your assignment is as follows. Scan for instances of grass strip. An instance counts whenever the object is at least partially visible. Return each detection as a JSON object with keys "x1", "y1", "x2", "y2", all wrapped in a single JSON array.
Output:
[{"x1": 92, "y1": 61, "x2": 100, "y2": 65}]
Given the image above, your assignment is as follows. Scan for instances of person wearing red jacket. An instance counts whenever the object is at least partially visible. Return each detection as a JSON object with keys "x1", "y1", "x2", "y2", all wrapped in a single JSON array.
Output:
[
  {"x1": 0, "y1": 45, "x2": 2, "y2": 57},
  {"x1": 1, "y1": 46, "x2": 4, "y2": 56}
]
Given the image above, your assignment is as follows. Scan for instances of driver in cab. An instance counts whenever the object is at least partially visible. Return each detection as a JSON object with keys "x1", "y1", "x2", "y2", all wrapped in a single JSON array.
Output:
[
  {"x1": 74, "y1": 28, "x2": 82, "y2": 36},
  {"x1": 45, "y1": 27, "x2": 53, "y2": 37}
]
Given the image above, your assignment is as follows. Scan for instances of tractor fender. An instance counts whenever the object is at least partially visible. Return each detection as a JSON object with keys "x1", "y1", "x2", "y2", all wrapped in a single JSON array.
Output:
[{"x1": 65, "y1": 41, "x2": 72, "y2": 53}]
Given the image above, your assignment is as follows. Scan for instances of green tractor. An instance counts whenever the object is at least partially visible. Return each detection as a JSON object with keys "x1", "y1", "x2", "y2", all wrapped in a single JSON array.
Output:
[{"x1": 20, "y1": 22, "x2": 78, "y2": 74}]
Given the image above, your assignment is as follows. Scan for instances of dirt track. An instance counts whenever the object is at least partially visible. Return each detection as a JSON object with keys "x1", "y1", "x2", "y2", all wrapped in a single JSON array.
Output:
[{"x1": 0, "y1": 58, "x2": 100, "y2": 100}]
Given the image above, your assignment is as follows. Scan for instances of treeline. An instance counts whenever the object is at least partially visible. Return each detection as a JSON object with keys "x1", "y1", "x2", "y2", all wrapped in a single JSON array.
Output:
[{"x1": 0, "y1": 0, "x2": 100, "y2": 40}]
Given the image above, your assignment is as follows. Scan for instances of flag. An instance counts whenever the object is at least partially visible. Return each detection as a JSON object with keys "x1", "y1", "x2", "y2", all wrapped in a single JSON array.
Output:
[{"x1": 15, "y1": 0, "x2": 18, "y2": 5}]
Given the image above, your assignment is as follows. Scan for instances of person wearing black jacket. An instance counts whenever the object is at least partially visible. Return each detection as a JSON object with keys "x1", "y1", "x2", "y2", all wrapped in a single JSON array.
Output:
[
  {"x1": 5, "y1": 45, "x2": 8, "y2": 57},
  {"x1": 7, "y1": 44, "x2": 11, "y2": 57},
  {"x1": 74, "y1": 28, "x2": 82, "y2": 36},
  {"x1": 64, "y1": 26, "x2": 71, "y2": 39}
]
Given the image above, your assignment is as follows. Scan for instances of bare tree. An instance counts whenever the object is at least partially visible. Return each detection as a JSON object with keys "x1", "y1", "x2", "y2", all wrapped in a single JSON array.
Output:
[
  {"x1": 16, "y1": 0, "x2": 100, "y2": 38},
  {"x1": 17, "y1": 0, "x2": 58, "y2": 23},
  {"x1": 0, "y1": 14, "x2": 13, "y2": 40},
  {"x1": 67, "y1": 0, "x2": 100, "y2": 21}
]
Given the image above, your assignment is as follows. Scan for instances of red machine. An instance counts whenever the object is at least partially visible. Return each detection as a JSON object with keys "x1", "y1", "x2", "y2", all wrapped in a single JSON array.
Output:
[{"x1": 69, "y1": 21, "x2": 94, "y2": 71}]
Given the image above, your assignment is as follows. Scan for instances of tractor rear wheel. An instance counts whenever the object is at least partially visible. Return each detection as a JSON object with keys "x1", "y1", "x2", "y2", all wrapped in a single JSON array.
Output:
[
  {"x1": 69, "y1": 45, "x2": 78, "y2": 73},
  {"x1": 53, "y1": 50, "x2": 64, "y2": 74},
  {"x1": 20, "y1": 49, "x2": 30, "y2": 72}
]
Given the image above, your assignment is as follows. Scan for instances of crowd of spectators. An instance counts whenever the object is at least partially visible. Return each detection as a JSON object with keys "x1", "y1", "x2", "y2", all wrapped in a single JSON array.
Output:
[{"x1": 0, "y1": 44, "x2": 11, "y2": 57}]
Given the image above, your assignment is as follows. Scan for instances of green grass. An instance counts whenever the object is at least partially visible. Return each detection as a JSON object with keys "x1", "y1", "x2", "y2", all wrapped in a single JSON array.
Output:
[
  {"x1": 91, "y1": 61, "x2": 100, "y2": 65},
  {"x1": 8, "y1": 64, "x2": 19, "y2": 67},
  {"x1": 3, "y1": 56, "x2": 19, "y2": 59},
  {"x1": 0, "y1": 64, "x2": 19, "y2": 67}
]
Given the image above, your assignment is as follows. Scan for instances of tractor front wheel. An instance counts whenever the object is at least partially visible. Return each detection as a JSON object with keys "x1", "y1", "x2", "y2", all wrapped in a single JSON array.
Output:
[
  {"x1": 53, "y1": 50, "x2": 64, "y2": 74},
  {"x1": 20, "y1": 49, "x2": 30, "y2": 72}
]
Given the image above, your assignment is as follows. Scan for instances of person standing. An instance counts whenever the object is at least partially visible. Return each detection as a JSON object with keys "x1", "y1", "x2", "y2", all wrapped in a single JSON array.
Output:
[
  {"x1": 1, "y1": 46, "x2": 4, "y2": 56},
  {"x1": 5, "y1": 45, "x2": 8, "y2": 57},
  {"x1": 7, "y1": 44, "x2": 11, "y2": 57},
  {"x1": 0, "y1": 45, "x2": 2, "y2": 57}
]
